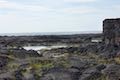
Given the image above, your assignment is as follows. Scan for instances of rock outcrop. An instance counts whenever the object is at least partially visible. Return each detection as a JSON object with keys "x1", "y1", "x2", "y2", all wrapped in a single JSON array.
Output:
[
  {"x1": 103, "y1": 64, "x2": 120, "y2": 80},
  {"x1": 103, "y1": 18, "x2": 120, "y2": 46}
]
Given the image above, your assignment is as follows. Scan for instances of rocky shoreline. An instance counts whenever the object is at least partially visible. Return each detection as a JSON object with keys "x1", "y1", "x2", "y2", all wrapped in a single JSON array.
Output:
[
  {"x1": 0, "y1": 19, "x2": 120, "y2": 80},
  {"x1": 0, "y1": 34, "x2": 119, "y2": 80}
]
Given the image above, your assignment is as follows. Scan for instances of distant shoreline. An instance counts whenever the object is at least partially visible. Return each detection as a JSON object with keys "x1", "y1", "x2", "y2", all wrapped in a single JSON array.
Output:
[{"x1": 0, "y1": 31, "x2": 102, "y2": 36}]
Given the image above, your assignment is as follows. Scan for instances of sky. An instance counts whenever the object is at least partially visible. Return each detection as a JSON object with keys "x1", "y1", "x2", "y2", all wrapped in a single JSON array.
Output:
[{"x1": 0, "y1": 0, "x2": 120, "y2": 33}]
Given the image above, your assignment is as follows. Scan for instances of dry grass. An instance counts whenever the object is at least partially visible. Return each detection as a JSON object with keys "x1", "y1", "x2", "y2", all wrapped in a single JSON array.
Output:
[{"x1": 114, "y1": 57, "x2": 120, "y2": 64}]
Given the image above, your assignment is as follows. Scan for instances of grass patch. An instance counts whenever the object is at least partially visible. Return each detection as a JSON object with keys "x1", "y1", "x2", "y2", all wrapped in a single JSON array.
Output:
[{"x1": 114, "y1": 57, "x2": 120, "y2": 64}]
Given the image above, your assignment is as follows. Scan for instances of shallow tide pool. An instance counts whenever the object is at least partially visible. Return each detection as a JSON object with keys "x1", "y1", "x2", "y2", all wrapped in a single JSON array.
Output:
[{"x1": 23, "y1": 45, "x2": 67, "y2": 51}]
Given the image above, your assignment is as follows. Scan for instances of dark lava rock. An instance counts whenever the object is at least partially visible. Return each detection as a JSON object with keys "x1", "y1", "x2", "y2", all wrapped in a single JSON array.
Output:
[
  {"x1": 41, "y1": 72, "x2": 72, "y2": 80},
  {"x1": 40, "y1": 67, "x2": 82, "y2": 80},
  {"x1": 8, "y1": 48, "x2": 41, "y2": 59},
  {"x1": 0, "y1": 78, "x2": 13, "y2": 80},
  {"x1": 116, "y1": 51, "x2": 120, "y2": 57},
  {"x1": 96, "y1": 64, "x2": 106, "y2": 71},
  {"x1": 0, "y1": 48, "x2": 9, "y2": 55},
  {"x1": 102, "y1": 64, "x2": 120, "y2": 80},
  {"x1": 0, "y1": 56, "x2": 10, "y2": 71},
  {"x1": 100, "y1": 50, "x2": 118, "y2": 59},
  {"x1": 69, "y1": 56, "x2": 96, "y2": 71},
  {"x1": 67, "y1": 68, "x2": 81, "y2": 80},
  {"x1": 40, "y1": 67, "x2": 72, "y2": 80},
  {"x1": 103, "y1": 18, "x2": 120, "y2": 46},
  {"x1": 14, "y1": 70, "x2": 24, "y2": 80},
  {"x1": 79, "y1": 67, "x2": 102, "y2": 80}
]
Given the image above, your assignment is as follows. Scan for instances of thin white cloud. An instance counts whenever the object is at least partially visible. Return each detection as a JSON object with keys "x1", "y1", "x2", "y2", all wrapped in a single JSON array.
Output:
[
  {"x1": 0, "y1": 0, "x2": 15, "y2": 8},
  {"x1": 60, "y1": 7, "x2": 97, "y2": 14},
  {"x1": 0, "y1": 0, "x2": 51, "y2": 12},
  {"x1": 113, "y1": 5, "x2": 120, "y2": 10},
  {"x1": 64, "y1": 0, "x2": 97, "y2": 3}
]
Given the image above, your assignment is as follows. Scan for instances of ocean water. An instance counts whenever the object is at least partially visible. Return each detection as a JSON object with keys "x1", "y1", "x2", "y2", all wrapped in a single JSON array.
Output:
[
  {"x1": 0, "y1": 31, "x2": 102, "y2": 36},
  {"x1": 23, "y1": 45, "x2": 67, "y2": 51}
]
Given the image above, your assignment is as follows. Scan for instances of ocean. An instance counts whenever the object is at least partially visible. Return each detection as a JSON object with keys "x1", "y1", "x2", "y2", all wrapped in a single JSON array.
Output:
[{"x1": 0, "y1": 31, "x2": 102, "y2": 36}]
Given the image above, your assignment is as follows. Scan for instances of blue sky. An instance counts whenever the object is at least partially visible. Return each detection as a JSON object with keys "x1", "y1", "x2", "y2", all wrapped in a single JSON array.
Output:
[{"x1": 0, "y1": 0, "x2": 120, "y2": 33}]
